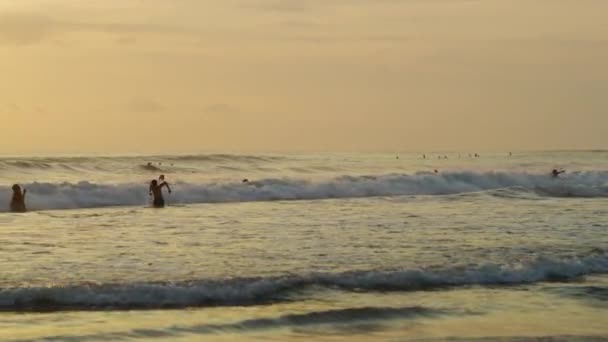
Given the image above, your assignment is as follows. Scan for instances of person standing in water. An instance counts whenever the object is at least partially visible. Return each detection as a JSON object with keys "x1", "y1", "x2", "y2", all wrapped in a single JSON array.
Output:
[
  {"x1": 10, "y1": 184, "x2": 27, "y2": 213},
  {"x1": 149, "y1": 179, "x2": 172, "y2": 208}
]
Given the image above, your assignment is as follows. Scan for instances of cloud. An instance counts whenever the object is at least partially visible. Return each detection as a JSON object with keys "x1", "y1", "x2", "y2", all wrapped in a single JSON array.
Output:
[
  {"x1": 0, "y1": 12, "x2": 199, "y2": 46},
  {"x1": 116, "y1": 36, "x2": 137, "y2": 45},
  {"x1": 201, "y1": 103, "x2": 239, "y2": 116},
  {"x1": 0, "y1": 13, "x2": 58, "y2": 45},
  {"x1": 272, "y1": 33, "x2": 411, "y2": 44},
  {"x1": 127, "y1": 98, "x2": 166, "y2": 113},
  {"x1": 244, "y1": 1, "x2": 311, "y2": 12}
]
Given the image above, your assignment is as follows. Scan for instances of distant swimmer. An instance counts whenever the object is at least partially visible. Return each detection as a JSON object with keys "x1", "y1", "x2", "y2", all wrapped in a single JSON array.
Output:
[
  {"x1": 142, "y1": 163, "x2": 160, "y2": 171},
  {"x1": 434, "y1": 169, "x2": 439, "y2": 174},
  {"x1": 551, "y1": 169, "x2": 565, "y2": 178},
  {"x1": 10, "y1": 184, "x2": 27, "y2": 213},
  {"x1": 423, "y1": 154, "x2": 426, "y2": 159},
  {"x1": 149, "y1": 179, "x2": 172, "y2": 208},
  {"x1": 242, "y1": 178, "x2": 249, "y2": 183}
]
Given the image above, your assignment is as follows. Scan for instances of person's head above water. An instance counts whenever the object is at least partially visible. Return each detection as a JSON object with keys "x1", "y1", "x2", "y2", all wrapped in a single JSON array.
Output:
[
  {"x1": 159, "y1": 175, "x2": 165, "y2": 181},
  {"x1": 12, "y1": 184, "x2": 21, "y2": 193},
  {"x1": 150, "y1": 179, "x2": 158, "y2": 187}
]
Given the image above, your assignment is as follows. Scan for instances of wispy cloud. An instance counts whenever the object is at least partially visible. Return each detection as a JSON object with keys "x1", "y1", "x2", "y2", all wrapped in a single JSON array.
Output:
[
  {"x1": 0, "y1": 12, "x2": 199, "y2": 45},
  {"x1": 127, "y1": 98, "x2": 166, "y2": 113}
]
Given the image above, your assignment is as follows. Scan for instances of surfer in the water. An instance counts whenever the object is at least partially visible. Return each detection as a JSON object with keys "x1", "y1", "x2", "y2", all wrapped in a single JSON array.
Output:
[
  {"x1": 10, "y1": 184, "x2": 27, "y2": 213},
  {"x1": 552, "y1": 169, "x2": 565, "y2": 178},
  {"x1": 149, "y1": 179, "x2": 172, "y2": 208}
]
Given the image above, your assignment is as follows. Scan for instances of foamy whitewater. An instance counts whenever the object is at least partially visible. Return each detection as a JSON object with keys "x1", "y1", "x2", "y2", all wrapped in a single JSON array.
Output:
[{"x1": 1, "y1": 151, "x2": 607, "y2": 341}]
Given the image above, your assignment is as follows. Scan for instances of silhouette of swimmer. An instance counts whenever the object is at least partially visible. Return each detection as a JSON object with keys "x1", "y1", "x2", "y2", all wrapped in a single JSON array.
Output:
[
  {"x1": 143, "y1": 163, "x2": 161, "y2": 171},
  {"x1": 149, "y1": 179, "x2": 172, "y2": 208},
  {"x1": 242, "y1": 178, "x2": 249, "y2": 183},
  {"x1": 434, "y1": 169, "x2": 439, "y2": 174},
  {"x1": 552, "y1": 169, "x2": 565, "y2": 178},
  {"x1": 10, "y1": 184, "x2": 27, "y2": 213}
]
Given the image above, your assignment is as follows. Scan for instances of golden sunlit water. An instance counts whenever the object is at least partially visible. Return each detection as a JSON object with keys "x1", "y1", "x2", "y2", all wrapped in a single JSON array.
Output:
[{"x1": 1, "y1": 152, "x2": 607, "y2": 341}]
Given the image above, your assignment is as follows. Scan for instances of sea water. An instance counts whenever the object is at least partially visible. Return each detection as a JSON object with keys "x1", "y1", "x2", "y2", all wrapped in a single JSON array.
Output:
[{"x1": 0, "y1": 151, "x2": 607, "y2": 341}]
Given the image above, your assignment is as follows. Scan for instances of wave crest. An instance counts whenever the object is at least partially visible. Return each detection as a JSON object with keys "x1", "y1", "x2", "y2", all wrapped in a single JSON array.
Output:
[
  {"x1": 1, "y1": 251, "x2": 607, "y2": 311},
  {"x1": 1, "y1": 171, "x2": 607, "y2": 211}
]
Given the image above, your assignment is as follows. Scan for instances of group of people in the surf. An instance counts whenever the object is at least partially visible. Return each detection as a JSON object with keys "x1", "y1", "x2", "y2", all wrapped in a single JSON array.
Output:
[
  {"x1": 6, "y1": 174, "x2": 173, "y2": 213},
  {"x1": 6, "y1": 165, "x2": 568, "y2": 212}
]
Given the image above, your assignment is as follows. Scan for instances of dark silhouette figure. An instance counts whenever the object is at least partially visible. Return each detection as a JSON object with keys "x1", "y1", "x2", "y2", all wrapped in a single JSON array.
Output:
[
  {"x1": 10, "y1": 184, "x2": 27, "y2": 213},
  {"x1": 242, "y1": 179, "x2": 249, "y2": 183},
  {"x1": 552, "y1": 169, "x2": 565, "y2": 178},
  {"x1": 149, "y1": 179, "x2": 172, "y2": 208}
]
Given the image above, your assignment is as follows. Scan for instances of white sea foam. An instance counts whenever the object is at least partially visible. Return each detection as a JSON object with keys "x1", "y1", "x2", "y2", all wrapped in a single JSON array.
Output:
[
  {"x1": 1, "y1": 251, "x2": 606, "y2": 311},
  {"x1": 0, "y1": 171, "x2": 607, "y2": 211}
]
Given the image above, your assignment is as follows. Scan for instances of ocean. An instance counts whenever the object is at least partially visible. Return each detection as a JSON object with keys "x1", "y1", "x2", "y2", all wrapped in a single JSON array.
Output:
[{"x1": 0, "y1": 151, "x2": 607, "y2": 341}]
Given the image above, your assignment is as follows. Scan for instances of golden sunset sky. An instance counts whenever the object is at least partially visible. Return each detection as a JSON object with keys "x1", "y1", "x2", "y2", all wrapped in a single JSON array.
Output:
[{"x1": 1, "y1": 0, "x2": 607, "y2": 153}]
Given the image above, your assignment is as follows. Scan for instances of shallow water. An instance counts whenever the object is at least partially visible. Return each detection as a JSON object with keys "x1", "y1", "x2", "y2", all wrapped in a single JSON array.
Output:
[{"x1": 1, "y1": 152, "x2": 607, "y2": 341}]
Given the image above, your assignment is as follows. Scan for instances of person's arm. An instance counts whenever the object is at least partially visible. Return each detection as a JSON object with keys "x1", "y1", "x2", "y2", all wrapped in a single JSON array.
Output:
[
  {"x1": 162, "y1": 182, "x2": 172, "y2": 193},
  {"x1": 149, "y1": 185, "x2": 153, "y2": 196}
]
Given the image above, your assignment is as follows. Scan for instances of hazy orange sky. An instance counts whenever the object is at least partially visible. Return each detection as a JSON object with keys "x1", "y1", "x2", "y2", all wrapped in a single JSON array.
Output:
[{"x1": 1, "y1": 0, "x2": 607, "y2": 154}]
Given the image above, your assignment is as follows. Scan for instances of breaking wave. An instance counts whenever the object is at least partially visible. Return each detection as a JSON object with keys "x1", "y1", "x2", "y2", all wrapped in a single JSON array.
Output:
[
  {"x1": 1, "y1": 251, "x2": 607, "y2": 311},
  {"x1": 0, "y1": 171, "x2": 607, "y2": 211}
]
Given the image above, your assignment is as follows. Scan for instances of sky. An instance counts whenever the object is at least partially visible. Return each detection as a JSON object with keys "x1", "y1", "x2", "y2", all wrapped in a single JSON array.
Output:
[{"x1": 0, "y1": 0, "x2": 607, "y2": 154}]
